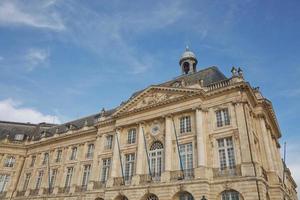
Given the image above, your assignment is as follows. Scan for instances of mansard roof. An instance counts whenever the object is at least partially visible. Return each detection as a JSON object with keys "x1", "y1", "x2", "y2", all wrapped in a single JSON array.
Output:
[{"x1": 0, "y1": 66, "x2": 227, "y2": 141}]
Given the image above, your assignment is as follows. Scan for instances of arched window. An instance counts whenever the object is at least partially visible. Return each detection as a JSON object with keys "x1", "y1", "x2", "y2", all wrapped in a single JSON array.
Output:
[
  {"x1": 179, "y1": 192, "x2": 194, "y2": 200},
  {"x1": 147, "y1": 194, "x2": 159, "y2": 200},
  {"x1": 221, "y1": 190, "x2": 240, "y2": 200},
  {"x1": 149, "y1": 141, "x2": 164, "y2": 180}
]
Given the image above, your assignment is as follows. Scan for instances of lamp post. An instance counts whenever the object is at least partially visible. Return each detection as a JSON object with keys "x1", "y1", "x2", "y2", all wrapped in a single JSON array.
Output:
[{"x1": 201, "y1": 196, "x2": 207, "y2": 200}]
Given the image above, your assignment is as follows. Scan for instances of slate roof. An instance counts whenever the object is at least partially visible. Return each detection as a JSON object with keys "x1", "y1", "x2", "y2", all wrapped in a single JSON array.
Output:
[
  {"x1": 159, "y1": 66, "x2": 227, "y2": 87},
  {"x1": 0, "y1": 66, "x2": 227, "y2": 142}
]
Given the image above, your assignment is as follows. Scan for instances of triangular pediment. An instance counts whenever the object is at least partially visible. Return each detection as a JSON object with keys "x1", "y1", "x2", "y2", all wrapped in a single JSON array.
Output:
[{"x1": 114, "y1": 86, "x2": 202, "y2": 116}]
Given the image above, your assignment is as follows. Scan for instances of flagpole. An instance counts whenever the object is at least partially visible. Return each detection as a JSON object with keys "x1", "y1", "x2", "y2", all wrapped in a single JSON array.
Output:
[
  {"x1": 171, "y1": 117, "x2": 185, "y2": 179},
  {"x1": 141, "y1": 126, "x2": 152, "y2": 180},
  {"x1": 116, "y1": 131, "x2": 125, "y2": 185}
]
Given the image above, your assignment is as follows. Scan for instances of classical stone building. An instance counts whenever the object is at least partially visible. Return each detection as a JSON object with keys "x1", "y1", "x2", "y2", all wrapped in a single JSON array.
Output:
[{"x1": 0, "y1": 48, "x2": 297, "y2": 200}]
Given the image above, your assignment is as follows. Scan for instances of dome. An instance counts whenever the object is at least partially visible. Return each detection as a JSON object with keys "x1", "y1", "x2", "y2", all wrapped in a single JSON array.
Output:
[{"x1": 179, "y1": 46, "x2": 197, "y2": 65}]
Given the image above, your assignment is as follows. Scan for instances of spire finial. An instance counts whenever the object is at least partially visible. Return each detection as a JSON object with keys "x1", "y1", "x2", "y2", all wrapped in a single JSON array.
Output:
[{"x1": 185, "y1": 45, "x2": 189, "y2": 51}]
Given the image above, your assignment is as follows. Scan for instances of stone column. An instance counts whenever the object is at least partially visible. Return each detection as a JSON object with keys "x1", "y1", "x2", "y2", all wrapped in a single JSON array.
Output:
[
  {"x1": 196, "y1": 108, "x2": 206, "y2": 166},
  {"x1": 136, "y1": 123, "x2": 145, "y2": 175},
  {"x1": 195, "y1": 108, "x2": 208, "y2": 179},
  {"x1": 233, "y1": 102, "x2": 255, "y2": 176},
  {"x1": 260, "y1": 118, "x2": 275, "y2": 172},
  {"x1": 88, "y1": 134, "x2": 102, "y2": 190},
  {"x1": 161, "y1": 116, "x2": 172, "y2": 182}
]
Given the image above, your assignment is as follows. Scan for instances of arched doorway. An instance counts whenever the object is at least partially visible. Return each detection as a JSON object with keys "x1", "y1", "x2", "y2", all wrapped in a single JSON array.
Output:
[
  {"x1": 149, "y1": 141, "x2": 164, "y2": 180},
  {"x1": 173, "y1": 191, "x2": 194, "y2": 200},
  {"x1": 220, "y1": 190, "x2": 242, "y2": 200}
]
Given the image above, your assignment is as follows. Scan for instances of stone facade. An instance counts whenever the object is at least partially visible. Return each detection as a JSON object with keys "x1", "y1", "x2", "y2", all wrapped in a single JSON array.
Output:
[{"x1": 0, "y1": 49, "x2": 297, "y2": 200}]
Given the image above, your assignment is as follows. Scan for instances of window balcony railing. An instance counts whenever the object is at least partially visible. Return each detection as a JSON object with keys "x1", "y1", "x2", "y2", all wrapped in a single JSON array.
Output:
[
  {"x1": 170, "y1": 169, "x2": 194, "y2": 181},
  {"x1": 213, "y1": 165, "x2": 241, "y2": 178},
  {"x1": 29, "y1": 189, "x2": 39, "y2": 196},
  {"x1": 0, "y1": 191, "x2": 7, "y2": 198},
  {"x1": 58, "y1": 187, "x2": 70, "y2": 194},
  {"x1": 139, "y1": 173, "x2": 161, "y2": 184},
  {"x1": 86, "y1": 153, "x2": 93, "y2": 159},
  {"x1": 42, "y1": 187, "x2": 54, "y2": 195},
  {"x1": 93, "y1": 181, "x2": 106, "y2": 189},
  {"x1": 16, "y1": 191, "x2": 25, "y2": 197},
  {"x1": 113, "y1": 177, "x2": 124, "y2": 186},
  {"x1": 75, "y1": 185, "x2": 87, "y2": 192}
]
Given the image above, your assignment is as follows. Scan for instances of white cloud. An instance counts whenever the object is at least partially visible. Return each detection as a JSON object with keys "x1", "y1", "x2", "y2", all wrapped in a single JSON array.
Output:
[
  {"x1": 25, "y1": 48, "x2": 49, "y2": 71},
  {"x1": 0, "y1": 98, "x2": 60, "y2": 124},
  {"x1": 0, "y1": 1, "x2": 65, "y2": 31}
]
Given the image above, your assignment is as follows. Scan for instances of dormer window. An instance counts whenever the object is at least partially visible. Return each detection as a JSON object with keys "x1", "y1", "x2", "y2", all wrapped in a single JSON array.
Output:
[{"x1": 14, "y1": 134, "x2": 25, "y2": 141}]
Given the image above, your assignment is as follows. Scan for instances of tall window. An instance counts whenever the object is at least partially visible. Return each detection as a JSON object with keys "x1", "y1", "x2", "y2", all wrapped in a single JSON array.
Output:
[
  {"x1": 23, "y1": 173, "x2": 31, "y2": 191},
  {"x1": 30, "y1": 156, "x2": 36, "y2": 167},
  {"x1": 87, "y1": 144, "x2": 94, "y2": 159},
  {"x1": 70, "y1": 147, "x2": 77, "y2": 160},
  {"x1": 49, "y1": 169, "x2": 57, "y2": 190},
  {"x1": 55, "y1": 150, "x2": 62, "y2": 162},
  {"x1": 0, "y1": 175, "x2": 10, "y2": 193},
  {"x1": 42, "y1": 153, "x2": 49, "y2": 165},
  {"x1": 127, "y1": 129, "x2": 136, "y2": 144},
  {"x1": 221, "y1": 190, "x2": 240, "y2": 200},
  {"x1": 82, "y1": 165, "x2": 91, "y2": 189},
  {"x1": 216, "y1": 108, "x2": 230, "y2": 127},
  {"x1": 105, "y1": 135, "x2": 113, "y2": 150},
  {"x1": 149, "y1": 142, "x2": 164, "y2": 180},
  {"x1": 124, "y1": 153, "x2": 135, "y2": 183},
  {"x1": 4, "y1": 156, "x2": 15, "y2": 167},
  {"x1": 101, "y1": 158, "x2": 111, "y2": 183},
  {"x1": 217, "y1": 137, "x2": 236, "y2": 171},
  {"x1": 65, "y1": 167, "x2": 73, "y2": 189},
  {"x1": 179, "y1": 143, "x2": 193, "y2": 178},
  {"x1": 180, "y1": 116, "x2": 191, "y2": 134},
  {"x1": 35, "y1": 171, "x2": 44, "y2": 189}
]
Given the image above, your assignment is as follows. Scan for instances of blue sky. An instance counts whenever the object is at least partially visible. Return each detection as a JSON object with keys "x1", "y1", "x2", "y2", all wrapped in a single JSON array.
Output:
[{"x1": 0, "y1": 0, "x2": 299, "y2": 195}]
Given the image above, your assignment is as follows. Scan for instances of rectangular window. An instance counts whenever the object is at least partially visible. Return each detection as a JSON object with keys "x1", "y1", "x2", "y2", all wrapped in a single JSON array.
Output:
[
  {"x1": 216, "y1": 108, "x2": 230, "y2": 127},
  {"x1": 35, "y1": 171, "x2": 44, "y2": 189},
  {"x1": 179, "y1": 143, "x2": 193, "y2": 178},
  {"x1": 70, "y1": 147, "x2": 77, "y2": 160},
  {"x1": 217, "y1": 137, "x2": 236, "y2": 170},
  {"x1": 4, "y1": 156, "x2": 15, "y2": 167},
  {"x1": 0, "y1": 174, "x2": 10, "y2": 193},
  {"x1": 82, "y1": 165, "x2": 91, "y2": 189},
  {"x1": 56, "y1": 150, "x2": 62, "y2": 162},
  {"x1": 105, "y1": 135, "x2": 113, "y2": 150},
  {"x1": 23, "y1": 173, "x2": 31, "y2": 191},
  {"x1": 180, "y1": 116, "x2": 192, "y2": 134},
  {"x1": 30, "y1": 156, "x2": 36, "y2": 167},
  {"x1": 49, "y1": 169, "x2": 57, "y2": 189},
  {"x1": 42, "y1": 153, "x2": 49, "y2": 165},
  {"x1": 64, "y1": 167, "x2": 73, "y2": 188},
  {"x1": 86, "y1": 144, "x2": 94, "y2": 159},
  {"x1": 127, "y1": 129, "x2": 136, "y2": 144},
  {"x1": 101, "y1": 158, "x2": 111, "y2": 183},
  {"x1": 124, "y1": 153, "x2": 135, "y2": 183}
]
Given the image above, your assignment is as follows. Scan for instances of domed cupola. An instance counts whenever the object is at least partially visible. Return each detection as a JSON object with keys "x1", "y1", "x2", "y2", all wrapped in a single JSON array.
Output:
[{"x1": 179, "y1": 46, "x2": 198, "y2": 75}]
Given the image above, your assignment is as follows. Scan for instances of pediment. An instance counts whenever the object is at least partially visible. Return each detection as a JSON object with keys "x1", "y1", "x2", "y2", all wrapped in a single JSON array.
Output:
[{"x1": 114, "y1": 86, "x2": 202, "y2": 116}]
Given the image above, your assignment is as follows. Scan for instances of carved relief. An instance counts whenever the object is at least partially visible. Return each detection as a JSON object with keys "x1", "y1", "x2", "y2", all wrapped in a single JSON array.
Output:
[{"x1": 128, "y1": 92, "x2": 182, "y2": 112}]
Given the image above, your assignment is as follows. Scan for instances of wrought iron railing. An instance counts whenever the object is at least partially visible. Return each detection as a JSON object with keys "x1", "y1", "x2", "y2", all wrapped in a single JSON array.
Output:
[
  {"x1": 213, "y1": 165, "x2": 241, "y2": 178},
  {"x1": 58, "y1": 187, "x2": 70, "y2": 194},
  {"x1": 75, "y1": 185, "x2": 87, "y2": 192},
  {"x1": 170, "y1": 169, "x2": 194, "y2": 181},
  {"x1": 29, "y1": 189, "x2": 39, "y2": 196},
  {"x1": 93, "y1": 181, "x2": 106, "y2": 189}
]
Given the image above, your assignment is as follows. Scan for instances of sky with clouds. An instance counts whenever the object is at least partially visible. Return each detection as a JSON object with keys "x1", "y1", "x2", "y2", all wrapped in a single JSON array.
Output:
[{"x1": 0, "y1": 0, "x2": 299, "y2": 196}]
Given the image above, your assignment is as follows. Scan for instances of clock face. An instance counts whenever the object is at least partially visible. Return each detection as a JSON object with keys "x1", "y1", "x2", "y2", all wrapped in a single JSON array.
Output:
[{"x1": 151, "y1": 124, "x2": 160, "y2": 135}]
